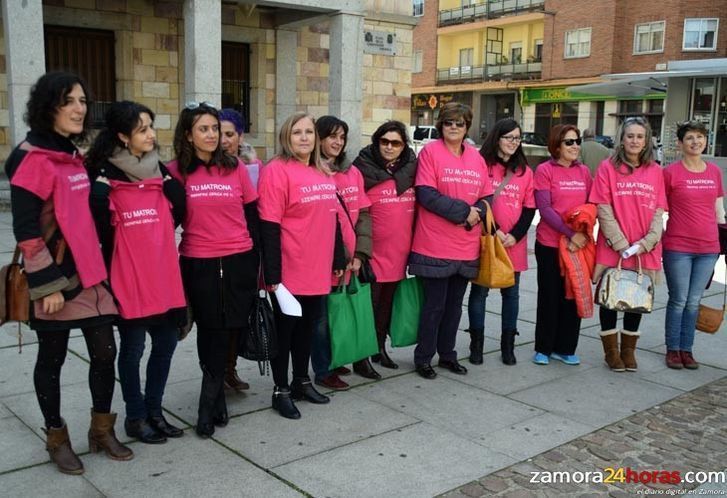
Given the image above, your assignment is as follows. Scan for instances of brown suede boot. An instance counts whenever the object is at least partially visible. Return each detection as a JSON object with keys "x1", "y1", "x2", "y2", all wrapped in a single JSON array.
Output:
[
  {"x1": 44, "y1": 421, "x2": 84, "y2": 475},
  {"x1": 599, "y1": 329, "x2": 625, "y2": 372},
  {"x1": 620, "y1": 331, "x2": 640, "y2": 372},
  {"x1": 88, "y1": 410, "x2": 134, "y2": 461},
  {"x1": 224, "y1": 329, "x2": 249, "y2": 391}
]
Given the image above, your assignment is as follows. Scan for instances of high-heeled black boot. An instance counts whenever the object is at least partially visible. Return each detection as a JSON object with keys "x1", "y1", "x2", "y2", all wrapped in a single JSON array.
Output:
[
  {"x1": 196, "y1": 365, "x2": 221, "y2": 438},
  {"x1": 468, "y1": 328, "x2": 484, "y2": 365},
  {"x1": 501, "y1": 329, "x2": 519, "y2": 365}
]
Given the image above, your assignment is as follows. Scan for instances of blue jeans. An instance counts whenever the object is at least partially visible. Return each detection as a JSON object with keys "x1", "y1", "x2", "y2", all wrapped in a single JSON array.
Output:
[
  {"x1": 467, "y1": 273, "x2": 521, "y2": 333},
  {"x1": 663, "y1": 250, "x2": 719, "y2": 352},
  {"x1": 117, "y1": 322, "x2": 179, "y2": 420},
  {"x1": 310, "y1": 298, "x2": 331, "y2": 382}
]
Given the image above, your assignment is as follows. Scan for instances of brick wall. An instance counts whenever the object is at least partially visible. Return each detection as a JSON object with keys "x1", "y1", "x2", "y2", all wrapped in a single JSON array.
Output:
[{"x1": 412, "y1": 0, "x2": 438, "y2": 88}]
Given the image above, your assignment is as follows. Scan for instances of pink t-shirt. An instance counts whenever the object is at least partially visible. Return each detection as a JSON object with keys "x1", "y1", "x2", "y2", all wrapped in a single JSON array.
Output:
[
  {"x1": 11, "y1": 149, "x2": 107, "y2": 288},
  {"x1": 108, "y1": 179, "x2": 186, "y2": 319},
  {"x1": 411, "y1": 140, "x2": 492, "y2": 260},
  {"x1": 167, "y1": 159, "x2": 258, "y2": 258},
  {"x1": 534, "y1": 159, "x2": 593, "y2": 248},
  {"x1": 258, "y1": 158, "x2": 338, "y2": 295},
  {"x1": 589, "y1": 159, "x2": 668, "y2": 271},
  {"x1": 366, "y1": 179, "x2": 416, "y2": 282},
  {"x1": 488, "y1": 162, "x2": 536, "y2": 272},
  {"x1": 663, "y1": 161, "x2": 724, "y2": 254},
  {"x1": 333, "y1": 167, "x2": 372, "y2": 285}
]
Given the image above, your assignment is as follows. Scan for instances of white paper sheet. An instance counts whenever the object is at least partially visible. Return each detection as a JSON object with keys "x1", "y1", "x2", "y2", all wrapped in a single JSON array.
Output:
[{"x1": 273, "y1": 283, "x2": 302, "y2": 317}]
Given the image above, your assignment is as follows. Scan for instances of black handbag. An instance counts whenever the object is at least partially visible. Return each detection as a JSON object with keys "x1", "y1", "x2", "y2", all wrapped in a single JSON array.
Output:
[{"x1": 240, "y1": 263, "x2": 278, "y2": 375}]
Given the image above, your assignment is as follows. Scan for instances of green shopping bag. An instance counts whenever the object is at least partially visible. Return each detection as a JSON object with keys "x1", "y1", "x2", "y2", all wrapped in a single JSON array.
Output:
[
  {"x1": 327, "y1": 275, "x2": 379, "y2": 369},
  {"x1": 389, "y1": 277, "x2": 424, "y2": 347}
]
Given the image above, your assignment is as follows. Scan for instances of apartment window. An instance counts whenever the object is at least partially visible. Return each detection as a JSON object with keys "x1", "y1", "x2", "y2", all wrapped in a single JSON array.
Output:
[
  {"x1": 413, "y1": 0, "x2": 424, "y2": 17},
  {"x1": 44, "y1": 25, "x2": 115, "y2": 128},
  {"x1": 634, "y1": 21, "x2": 665, "y2": 54},
  {"x1": 459, "y1": 48, "x2": 473, "y2": 67},
  {"x1": 509, "y1": 42, "x2": 522, "y2": 64},
  {"x1": 533, "y1": 39, "x2": 543, "y2": 62},
  {"x1": 564, "y1": 28, "x2": 591, "y2": 58},
  {"x1": 413, "y1": 50, "x2": 423, "y2": 73},
  {"x1": 221, "y1": 42, "x2": 251, "y2": 132},
  {"x1": 683, "y1": 18, "x2": 718, "y2": 50}
]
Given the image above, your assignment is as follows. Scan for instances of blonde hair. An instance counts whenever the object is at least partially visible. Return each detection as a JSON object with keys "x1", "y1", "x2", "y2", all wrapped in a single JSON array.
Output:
[
  {"x1": 611, "y1": 117, "x2": 655, "y2": 173},
  {"x1": 277, "y1": 112, "x2": 324, "y2": 172}
]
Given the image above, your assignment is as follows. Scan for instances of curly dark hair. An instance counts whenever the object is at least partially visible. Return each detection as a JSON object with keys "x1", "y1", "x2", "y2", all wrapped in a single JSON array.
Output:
[
  {"x1": 24, "y1": 71, "x2": 93, "y2": 142},
  {"x1": 172, "y1": 104, "x2": 236, "y2": 178},
  {"x1": 479, "y1": 118, "x2": 528, "y2": 175},
  {"x1": 85, "y1": 101, "x2": 156, "y2": 172}
]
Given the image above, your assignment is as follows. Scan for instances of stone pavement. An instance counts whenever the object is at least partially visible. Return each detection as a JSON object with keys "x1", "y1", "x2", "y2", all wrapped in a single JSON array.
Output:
[{"x1": 0, "y1": 210, "x2": 726, "y2": 497}]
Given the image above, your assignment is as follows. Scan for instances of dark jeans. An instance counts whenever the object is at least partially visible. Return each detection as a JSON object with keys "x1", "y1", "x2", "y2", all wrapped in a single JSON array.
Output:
[
  {"x1": 414, "y1": 274, "x2": 469, "y2": 365},
  {"x1": 534, "y1": 242, "x2": 581, "y2": 356},
  {"x1": 117, "y1": 322, "x2": 179, "y2": 420},
  {"x1": 467, "y1": 273, "x2": 521, "y2": 333},
  {"x1": 35, "y1": 325, "x2": 116, "y2": 428},
  {"x1": 599, "y1": 307, "x2": 642, "y2": 332},
  {"x1": 271, "y1": 294, "x2": 325, "y2": 388}
]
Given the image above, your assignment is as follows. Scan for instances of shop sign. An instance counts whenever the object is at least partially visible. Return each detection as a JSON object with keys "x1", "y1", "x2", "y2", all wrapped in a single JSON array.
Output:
[
  {"x1": 412, "y1": 92, "x2": 472, "y2": 111},
  {"x1": 364, "y1": 30, "x2": 396, "y2": 56},
  {"x1": 522, "y1": 87, "x2": 664, "y2": 105}
]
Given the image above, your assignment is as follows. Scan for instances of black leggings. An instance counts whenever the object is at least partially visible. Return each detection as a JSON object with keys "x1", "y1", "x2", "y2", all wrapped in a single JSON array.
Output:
[
  {"x1": 599, "y1": 307, "x2": 642, "y2": 332},
  {"x1": 35, "y1": 325, "x2": 116, "y2": 428}
]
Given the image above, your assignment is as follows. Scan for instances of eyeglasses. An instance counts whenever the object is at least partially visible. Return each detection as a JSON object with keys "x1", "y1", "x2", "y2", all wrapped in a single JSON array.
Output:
[
  {"x1": 443, "y1": 120, "x2": 466, "y2": 128},
  {"x1": 500, "y1": 135, "x2": 522, "y2": 143},
  {"x1": 380, "y1": 138, "x2": 405, "y2": 148},
  {"x1": 185, "y1": 101, "x2": 216, "y2": 110},
  {"x1": 561, "y1": 138, "x2": 582, "y2": 146}
]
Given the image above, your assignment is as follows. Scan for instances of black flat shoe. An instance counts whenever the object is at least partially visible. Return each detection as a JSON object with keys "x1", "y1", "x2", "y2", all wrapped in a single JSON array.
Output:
[
  {"x1": 291, "y1": 378, "x2": 330, "y2": 404},
  {"x1": 438, "y1": 359, "x2": 468, "y2": 375},
  {"x1": 272, "y1": 387, "x2": 302, "y2": 419},
  {"x1": 377, "y1": 348, "x2": 399, "y2": 370},
  {"x1": 148, "y1": 415, "x2": 184, "y2": 438},
  {"x1": 353, "y1": 358, "x2": 382, "y2": 379},
  {"x1": 415, "y1": 363, "x2": 437, "y2": 379},
  {"x1": 125, "y1": 418, "x2": 167, "y2": 444}
]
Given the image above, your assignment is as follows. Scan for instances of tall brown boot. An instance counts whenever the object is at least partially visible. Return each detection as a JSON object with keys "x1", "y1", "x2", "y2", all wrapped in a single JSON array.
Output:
[
  {"x1": 599, "y1": 329, "x2": 625, "y2": 372},
  {"x1": 44, "y1": 421, "x2": 84, "y2": 475},
  {"x1": 88, "y1": 410, "x2": 134, "y2": 461},
  {"x1": 224, "y1": 330, "x2": 249, "y2": 392},
  {"x1": 620, "y1": 330, "x2": 640, "y2": 372}
]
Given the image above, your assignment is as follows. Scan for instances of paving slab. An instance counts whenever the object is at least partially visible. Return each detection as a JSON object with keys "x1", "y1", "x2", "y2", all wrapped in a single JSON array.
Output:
[
  {"x1": 0, "y1": 463, "x2": 103, "y2": 497},
  {"x1": 0, "y1": 322, "x2": 36, "y2": 349},
  {"x1": 481, "y1": 412, "x2": 596, "y2": 462},
  {"x1": 509, "y1": 367, "x2": 684, "y2": 427},
  {"x1": 274, "y1": 422, "x2": 517, "y2": 498},
  {"x1": 0, "y1": 415, "x2": 47, "y2": 473},
  {"x1": 355, "y1": 373, "x2": 543, "y2": 444},
  {"x1": 80, "y1": 435, "x2": 302, "y2": 497},
  {"x1": 213, "y1": 390, "x2": 418, "y2": 468}
]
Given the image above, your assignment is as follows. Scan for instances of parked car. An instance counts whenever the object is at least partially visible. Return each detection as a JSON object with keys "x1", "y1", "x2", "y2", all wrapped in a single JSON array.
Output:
[
  {"x1": 521, "y1": 131, "x2": 548, "y2": 146},
  {"x1": 411, "y1": 125, "x2": 439, "y2": 143},
  {"x1": 594, "y1": 135, "x2": 614, "y2": 148}
]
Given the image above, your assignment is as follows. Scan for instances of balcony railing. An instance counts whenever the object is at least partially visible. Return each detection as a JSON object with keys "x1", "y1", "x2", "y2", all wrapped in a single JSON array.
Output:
[
  {"x1": 436, "y1": 62, "x2": 542, "y2": 84},
  {"x1": 438, "y1": 0, "x2": 545, "y2": 27}
]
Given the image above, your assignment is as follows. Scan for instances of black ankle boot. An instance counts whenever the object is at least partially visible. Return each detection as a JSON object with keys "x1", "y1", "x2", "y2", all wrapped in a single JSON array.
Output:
[
  {"x1": 353, "y1": 358, "x2": 382, "y2": 379},
  {"x1": 272, "y1": 387, "x2": 301, "y2": 419},
  {"x1": 291, "y1": 377, "x2": 330, "y2": 404},
  {"x1": 501, "y1": 330, "x2": 519, "y2": 365},
  {"x1": 125, "y1": 418, "x2": 166, "y2": 444},
  {"x1": 468, "y1": 328, "x2": 484, "y2": 365},
  {"x1": 377, "y1": 347, "x2": 399, "y2": 369}
]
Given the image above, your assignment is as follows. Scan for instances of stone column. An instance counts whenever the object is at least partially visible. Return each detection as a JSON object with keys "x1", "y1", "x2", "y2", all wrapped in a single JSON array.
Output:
[
  {"x1": 183, "y1": 0, "x2": 221, "y2": 105},
  {"x1": 275, "y1": 28, "x2": 298, "y2": 134},
  {"x1": 2, "y1": 1, "x2": 46, "y2": 145},
  {"x1": 328, "y1": 12, "x2": 364, "y2": 154}
]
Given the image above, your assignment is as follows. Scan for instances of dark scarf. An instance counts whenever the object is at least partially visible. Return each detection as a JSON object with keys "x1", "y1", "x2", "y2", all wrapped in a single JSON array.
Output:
[{"x1": 352, "y1": 144, "x2": 417, "y2": 195}]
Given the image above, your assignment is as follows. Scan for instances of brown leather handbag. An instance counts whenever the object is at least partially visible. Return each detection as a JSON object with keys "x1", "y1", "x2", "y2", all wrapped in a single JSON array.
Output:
[
  {"x1": 696, "y1": 264, "x2": 726, "y2": 334},
  {"x1": 0, "y1": 246, "x2": 29, "y2": 325}
]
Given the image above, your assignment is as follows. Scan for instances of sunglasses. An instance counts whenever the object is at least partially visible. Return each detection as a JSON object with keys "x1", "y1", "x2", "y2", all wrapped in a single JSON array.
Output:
[
  {"x1": 443, "y1": 120, "x2": 466, "y2": 128},
  {"x1": 500, "y1": 135, "x2": 522, "y2": 143},
  {"x1": 185, "y1": 101, "x2": 216, "y2": 110},
  {"x1": 561, "y1": 138, "x2": 582, "y2": 146},
  {"x1": 623, "y1": 116, "x2": 647, "y2": 126},
  {"x1": 380, "y1": 138, "x2": 405, "y2": 148}
]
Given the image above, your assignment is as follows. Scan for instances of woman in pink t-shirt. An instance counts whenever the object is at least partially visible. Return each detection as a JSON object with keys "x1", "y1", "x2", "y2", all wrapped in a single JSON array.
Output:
[
  {"x1": 5, "y1": 72, "x2": 128, "y2": 474},
  {"x1": 169, "y1": 103, "x2": 260, "y2": 438},
  {"x1": 87, "y1": 101, "x2": 187, "y2": 445},
  {"x1": 409, "y1": 102, "x2": 493, "y2": 380},
  {"x1": 663, "y1": 121, "x2": 725, "y2": 369},
  {"x1": 258, "y1": 112, "x2": 346, "y2": 419},
  {"x1": 467, "y1": 118, "x2": 535, "y2": 366},
  {"x1": 533, "y1": 124, "x2": 593, "y2": 366},
  {"x1": 353, "y1": 121, "x2": 418, "y2": 371},
  {"x1": 590, "y1": 117, "x2": 666, "y2": 372}
]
